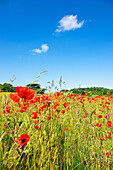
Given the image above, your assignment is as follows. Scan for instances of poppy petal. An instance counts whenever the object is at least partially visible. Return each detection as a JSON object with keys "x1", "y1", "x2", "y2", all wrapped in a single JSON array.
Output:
[{"x1": 10, "y1": 93, "x2": 20, "y2": 103}]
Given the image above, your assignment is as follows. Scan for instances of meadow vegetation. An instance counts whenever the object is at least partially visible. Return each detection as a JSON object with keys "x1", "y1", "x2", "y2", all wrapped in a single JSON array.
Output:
[{"x1": 0, "y1": 86, "x2": 113, "y2": 169}]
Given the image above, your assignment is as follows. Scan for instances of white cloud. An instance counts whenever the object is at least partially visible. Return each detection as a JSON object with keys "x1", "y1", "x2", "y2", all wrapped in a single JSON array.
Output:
[
  {"x1": 33, "y1": 49, "x2": 42, "y2": 53},
  {"x1": 55, "y1": 15, "x2": 84, "y2": 32},
  {"x1": 41, "y1": 44, "x2": 49, "y2": 52},
  {"x1": 32, "y1": 44, "x2": 49, "y2": 54}
]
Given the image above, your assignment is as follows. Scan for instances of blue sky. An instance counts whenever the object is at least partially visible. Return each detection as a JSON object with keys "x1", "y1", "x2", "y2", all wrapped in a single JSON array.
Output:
[{"x1": 0, "y1": 0, "x2": 113, "y2": 90}]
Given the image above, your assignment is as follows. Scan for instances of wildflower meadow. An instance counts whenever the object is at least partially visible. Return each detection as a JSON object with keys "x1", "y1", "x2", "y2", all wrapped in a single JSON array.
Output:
[{"x1": 0, "y1": 86, "x2": 113, "y2": 169}]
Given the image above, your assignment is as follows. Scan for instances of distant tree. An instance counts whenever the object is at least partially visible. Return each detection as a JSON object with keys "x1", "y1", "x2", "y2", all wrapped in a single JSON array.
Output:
[
  {"x1": 2, "y1": 83, "x2": 14, "y2": 92},
  {"x1": 60, "y1": 89, "x2": 69, "y2": 93},
  {"x1": 26, "y1": 83, "x2": 40, "y2": 90},
  {"x1": 26, "y1": 83, "x2": 46, "y2": 94},
  {"x1": 0, "y1": 84, "x2": 3, "y2": 91},
  {"x1": 109, "y1": 90, "x2": 113, "y2": 96}
]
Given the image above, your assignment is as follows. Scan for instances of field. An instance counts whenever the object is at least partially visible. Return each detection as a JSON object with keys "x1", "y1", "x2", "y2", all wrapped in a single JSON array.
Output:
[{"x1": 0, "y1": 87, "x2": 113, "y2": 170}]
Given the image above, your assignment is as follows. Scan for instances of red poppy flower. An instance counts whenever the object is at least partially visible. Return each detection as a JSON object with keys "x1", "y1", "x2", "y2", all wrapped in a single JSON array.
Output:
[
  {"x1": 107, "y1": 121, "x2": 112, "y2": 128},
  {"x1": 47, "y1": 114, "x2": 52, "y2": 120},
  {"x1": 65, "y1": 127, "x2": 68, "y2": 131},
  {"x1": 98, "y1": 115, "x2": 102, "y2": 118},
  {"x1": 105, "y1": 115, "x2": 108, "y2": 119},
  {"x1": 15, "y1": 134, "x2": 30, "y2": 149},
  {"x1": 10, "y1": 93, "x2": 20, "y2": 103},
  {"x1": 105, "y1": 102, "x2": 110, "y2": 105},
  {"x1": 106, "y1": 152, "x2": 109, "y2": 157},
  {"x1": 93, "y1": 111, "x2": 96, "y2": 115},
  {"x1": 30, "y1": 112, "x2": 39, "y2": 119},
  {"x1": 100, "y1": 137, "x2": 105, "y2": 141},
  {"x1": 61, "y1": 110, "x2": 65, "y2": 114},
  {"x1": 34, "y1": 125, "x2": 41, "y2": 130},
  {"x1": 20, "y1": 109, "x2": 25, "y2": 113},
  {"x1": 53, "y1": 101, "x2": 60, "y2": 107},
  {"x1": 108, "y1": 132, "x2": 111, "y2": 135},
  {"x1": 15, "y1": 87, "x2": 36, "y2": 100},
  {"x1": 106, "y1": 135, "x2": 111, "y2": 138},
  {"x1": 63, "y1": 102, "x2": 70, "y2": 108},
  {"x1": 94, "y1": 123, "x2": 102, "y2": 128}
]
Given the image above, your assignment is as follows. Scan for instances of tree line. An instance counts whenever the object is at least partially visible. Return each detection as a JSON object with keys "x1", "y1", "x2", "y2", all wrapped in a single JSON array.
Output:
[
  {"x1": 61, "y1": 87, "x2": 113, "y2": 96},
  {"x1": 0, "y1": 83, "x2": 113, "y2": 96}
]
